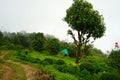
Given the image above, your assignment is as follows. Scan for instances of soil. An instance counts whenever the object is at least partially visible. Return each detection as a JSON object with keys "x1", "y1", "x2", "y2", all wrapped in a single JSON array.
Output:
[{"x1": 0, "y1": 51, "x2": 14, "y2": 80}]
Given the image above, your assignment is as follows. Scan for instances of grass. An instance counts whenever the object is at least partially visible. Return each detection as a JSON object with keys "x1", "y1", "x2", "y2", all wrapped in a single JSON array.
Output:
[
  {"x1": 52, "y1": 71, "x2": 78, "y2": 80},
  {"x1": 29, "y1": 51, "x2": 76, "y2": 64},
  {"x1": 34, "y1": 64, "x2": 78, "y2": 80},
  {"x1": 0, "y1": 64, "x2": 4, "y2": 78},
  {"x1": 0, "y1": 50, "x2": 26, "y2": 80},
  {"x1": 10, "y1": 50, "x2": 78, "y2": 80},
  {"x1": 2, "y1": 49, "x2": 119, "y2": 80},
  {"x1": 5, "y1": 62, "x2": 26, "y2": 80}
]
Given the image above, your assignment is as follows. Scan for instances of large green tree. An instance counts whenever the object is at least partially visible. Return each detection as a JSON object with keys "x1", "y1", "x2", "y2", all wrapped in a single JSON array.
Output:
[
  {"x1": 32, "y1": 33, "x2": 46, "y2": 51},
  {"x1": 64, "y1": 0, "x2": 106, "y2": 63}
]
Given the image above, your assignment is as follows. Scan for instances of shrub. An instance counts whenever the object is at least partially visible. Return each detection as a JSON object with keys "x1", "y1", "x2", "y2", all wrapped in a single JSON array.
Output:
[
  {"x1": 56, "y1": 64, "x2": 77, "y2": 74},
  {"x1": 108, "y1": 49, "x2": 120, "y2": 69},
  {"x1": 41, "y1": 61, "x2": 49, "y2": 65},
  {"x1": 79, "y1": 69, "x2": 92, "y2": 80},
  {"x1": 55, "y1": 59, "x2": 65, "y2": 65},
  {"x1": 44, "y1": 58, "x2": 56, "y2": 64},
  {"x1": 79, "y1": 62, "x2": 94, "y2": 74},
  {"x1": 100, "y1": 72, "x2": 120, "y2": 80},
  {"x1": 29, "y1": 58, "x2": 41, "y2": 63},
  {"x1": 63, "y1": 65, "x2": 77, "y2": 74}
]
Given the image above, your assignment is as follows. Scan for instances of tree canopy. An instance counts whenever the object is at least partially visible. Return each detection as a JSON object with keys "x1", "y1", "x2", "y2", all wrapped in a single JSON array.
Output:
[{"x1": 64, "y1": 0, "x2": 106, "y2": 63}]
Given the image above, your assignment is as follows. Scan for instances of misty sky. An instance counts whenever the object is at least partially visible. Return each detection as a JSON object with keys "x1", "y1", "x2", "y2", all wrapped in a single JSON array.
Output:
[{"x1": 0, "y1": 0, "x2": 120, "y2": 53}]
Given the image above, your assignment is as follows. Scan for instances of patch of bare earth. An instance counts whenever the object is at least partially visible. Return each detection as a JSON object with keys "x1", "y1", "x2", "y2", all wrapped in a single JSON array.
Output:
[
  {"x1": 7, "y1": 60, "x2": 53, "y2": 80},
  {"x1": 2, "y1": 65, "x2": 14, "y2": 80},
  {"x1": 0, "y1": 51, "x2": 54, "y2": 80},
  {"x1": 7, "y1": 60, "x2": 38, "y2": 80},
  {"x1": 0, "y1": 51, "x2": 14, "y2": 80}
]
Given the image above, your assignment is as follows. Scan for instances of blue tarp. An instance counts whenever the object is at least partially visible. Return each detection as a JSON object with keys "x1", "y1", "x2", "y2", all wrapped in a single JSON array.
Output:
[{"x1": 60, "y1": 49, "x2": 68, "y2": 55}]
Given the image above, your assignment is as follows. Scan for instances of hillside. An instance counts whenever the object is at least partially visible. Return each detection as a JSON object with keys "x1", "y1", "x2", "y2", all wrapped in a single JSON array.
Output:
[{"x1": 0, "y1": 49, "x2": 120, "y2": 80}]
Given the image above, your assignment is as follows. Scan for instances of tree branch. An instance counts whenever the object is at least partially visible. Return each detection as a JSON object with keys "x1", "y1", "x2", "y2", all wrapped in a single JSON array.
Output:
[{"x1": 68, "y1": 30, "x2": 78, "y2": 46}]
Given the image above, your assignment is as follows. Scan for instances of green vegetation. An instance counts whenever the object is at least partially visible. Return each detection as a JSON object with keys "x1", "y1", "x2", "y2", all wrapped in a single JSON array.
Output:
[
  {"x1": 1, "y1": 49, "x2": 118, "y2": 80},
  {"x1": 64, "y1": 0, "x2": 106, "y2": 63},
  {"x1": 0, "y1": 29, "x2": 120, "y2": 80},
  {"x1": 0, "y1": 0, "x2": 119, "y2": 80},
  {"x1": 5, "y1": 62, "x2": 26, "y2": 80}
]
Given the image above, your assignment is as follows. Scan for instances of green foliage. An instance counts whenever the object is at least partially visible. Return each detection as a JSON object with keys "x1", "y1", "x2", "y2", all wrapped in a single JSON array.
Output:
[
  {"x1": 79, "y1": 62, "x2": 94, "y2": 74},
  {"x1": 108, "y1": 49, "x2": 120, "y2": 68},
  {"x1": 47, "y1": 38, "x2": 61, "y2": 55},
  {"x1": 55, "y1": 64, "x2": 77, "y2": 74},
  {"x1": 64, "y1": 0, "x2": 106, "y2": 63},
  {"x1": 51, "y1": 71, "x2": 78, "y2": 80},
  {"x1": 67, "y1": 44, "x2": 76, "y2": 57},
  {"x1": 55, "y1": 59, "x2": 65, "y2": 65},
  {"x1": 0, "y1": 31, "x2": 3, "y2": 46},
  {"x1": 100, "y1": 72, "x2": 120, "y2": 80},
  {"x1": 32, "y1": 33, "x2": 46, "y2": 51},
  {"x1": 14, "y1": 51, "x2": 41, "y2": 63},
  {"x1": 64, "y1": 0, "x2": 106, "y2": 38},
  {"x1": 44, "y1": 58, "x2": 56, "y2": 64},
  {"x1": 79, "y1": 69, "x2": 92, "y2": 80},
  {"x1": 41, "y1": 61, "x2": 49, "y2": 65},
  {"x1": 3, "y1": 50, "x2": 120, "y2": 80}
]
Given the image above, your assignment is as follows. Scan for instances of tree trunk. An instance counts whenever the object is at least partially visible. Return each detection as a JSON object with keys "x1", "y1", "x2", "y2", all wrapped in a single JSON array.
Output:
[{"x1": 76, "y1": 45, "x2": 82, "y2": 63}]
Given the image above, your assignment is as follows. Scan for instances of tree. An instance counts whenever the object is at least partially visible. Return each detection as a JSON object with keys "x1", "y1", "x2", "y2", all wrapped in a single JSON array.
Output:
[
  {"x1": 64, "y1": 0, "x2": 106, "y2": 63},
  {"x1": 32, "y1": 32, "x2": 45, "y2": 51},
  {"x1": 47, "y1": 38, "x2": 60, "y2": 55},
  {"x1": 0, "y1": 31, "x2": 3, "y2": 45}
]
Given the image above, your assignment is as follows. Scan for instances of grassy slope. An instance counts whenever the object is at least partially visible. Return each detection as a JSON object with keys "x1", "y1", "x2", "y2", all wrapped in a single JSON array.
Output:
[
  {"x1": 5, "y1": 62, "x2": 26, "y2": 80},
  {"x1": 27, "y1": 51, "x2": 78, "y2": 80},
  {"x1": 2, "y1": 50, "x2": 120, "y2": 80},
  {"x1": 0, "y1": 50, "x2": 26, "y2": 80}
]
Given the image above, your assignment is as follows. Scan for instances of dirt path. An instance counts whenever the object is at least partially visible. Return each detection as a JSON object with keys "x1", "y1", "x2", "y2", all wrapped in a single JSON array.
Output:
[
  {"x1": 2, "y1": 65, "x2": 14, "y2": 80},
  {"x1": 0, "y1": 51, "x2": 14, "y2": 80},
  {"x1": 7, "y1": 60, "x2": 38, "y2": 80},
  {"x1": 0, "y1": 51, "x2": 39, "y2": 80}
]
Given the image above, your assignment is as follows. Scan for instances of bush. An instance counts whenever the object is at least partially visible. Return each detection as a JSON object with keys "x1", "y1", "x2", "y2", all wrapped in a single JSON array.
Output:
[
  {"x1": 41, "y1": 60, "x2": 49, "y2": 65},
  {"x1": 14, "y1": 51, "x2": 41, "y2": 63},
  {"x1": 55, "y1": 59, "x2": 65, "y2": 65},
  {"x1": 100, "y1": 72, "x2": 120, "y2": 80},
  {"x1": 79, "y1": 62, "x2": 94, "y2": 74},
  {"x1": 29, "y1": 58, "x2": 41, "y2": 63},
  {"x1": 55, "y1": 64, "x2": 77, "y2": 74},
  {"x1": 108, "y1": 49, "x2": 120, "y2": 69},
  {"x1": 44, "y1": 58, "x2": 56, "y2": 64},
  {"x1": 79, "y1": 69, "x2": 92, "y2": 80}
]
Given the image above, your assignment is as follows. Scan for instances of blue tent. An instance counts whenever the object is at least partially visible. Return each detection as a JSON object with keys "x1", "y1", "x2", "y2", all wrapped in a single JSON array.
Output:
[{"x1": 60, "y1": 49, "x2": 68, "y2": 55}]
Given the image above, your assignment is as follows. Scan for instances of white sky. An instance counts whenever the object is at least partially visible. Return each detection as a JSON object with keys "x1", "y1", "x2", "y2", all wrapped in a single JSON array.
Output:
[{"x1": 0, "y1": 0, "x2": 120, "y2": 53}]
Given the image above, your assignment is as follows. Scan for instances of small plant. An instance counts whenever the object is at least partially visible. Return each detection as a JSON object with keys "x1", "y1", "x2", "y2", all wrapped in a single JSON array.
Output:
[
  {"x1": 55, "y1": 59, "x2": 65, "y2": 65},
  {"x1": 44, "y1": 58, "x2": 56, "y2": 64},
  {"x1": 41, "y1": 60, "x2": 49, "y2": 65},
  {"x1": 56, "y1": 64, "x2": 77, "y2": 74},
  {"x1": 79, "y1": 62, "x2": 94, "y2": 74},
  {"x1": 100, "y1": 72, "x2": 120, "y2": 80},
  {"x1": 79, "y1": 69, "x2": 92, "y2": 80}
]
